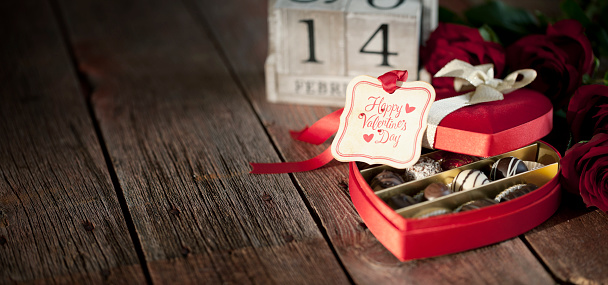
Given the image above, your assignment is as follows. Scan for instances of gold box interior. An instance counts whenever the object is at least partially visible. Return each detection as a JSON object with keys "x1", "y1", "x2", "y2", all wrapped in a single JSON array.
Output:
[{"x1": 359, "y1": 142, "x2": 560, "y2": 218}]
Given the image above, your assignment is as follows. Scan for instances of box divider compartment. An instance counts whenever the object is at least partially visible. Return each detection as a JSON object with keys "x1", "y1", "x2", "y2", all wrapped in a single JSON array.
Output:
[{"x1": 360, "y1": 142, "x2": 560, "y2": 218}]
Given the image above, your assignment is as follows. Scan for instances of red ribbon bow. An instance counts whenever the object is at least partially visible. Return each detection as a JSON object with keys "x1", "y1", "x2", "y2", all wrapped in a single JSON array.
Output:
[
  {"x1": 378, "y1": 70, "x2": 408, "y2": 94},
  {"x1": 250, "y1": 70, "x2": 408, "y2": 174}
]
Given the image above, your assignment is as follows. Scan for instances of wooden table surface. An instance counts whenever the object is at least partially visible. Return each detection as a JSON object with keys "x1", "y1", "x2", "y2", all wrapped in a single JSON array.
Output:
[{"x1": 2, "y1": 0, "x2": 607, "y2": 284}]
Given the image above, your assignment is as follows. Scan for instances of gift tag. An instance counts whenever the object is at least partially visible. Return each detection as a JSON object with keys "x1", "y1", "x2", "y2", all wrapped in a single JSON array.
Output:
[{"x1": 331, "y1": 75, "x2": 435, "y2": 168}]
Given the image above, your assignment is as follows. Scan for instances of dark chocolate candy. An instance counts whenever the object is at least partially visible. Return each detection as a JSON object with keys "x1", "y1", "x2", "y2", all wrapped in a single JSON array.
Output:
[
  {"x1": 490, "y1": 156, "x2": 528, "y2": 180},
  {"x1": 412, "y1": 191, "x2": 426, "y2": 203},
  {"x1": 494, "y1": 183, "x2": 538, "y2": 202},
  {"x1": 423, "y1": 182, "x2": 452, "y2": 201},
  {"x1": 455, "y1": 198, "x2": 497, "y2": 212},
  {"x1": 412, "y1": 207, "x2": 452, "y2": 218},
  {"x1": 451, "y1": 169, "x2": 490, "y2": 192},
  {"x1": 356, "y1": 161, "x2": 376, "y2": 170},
  {"x1": 403, "y1": 157, "x2": 443, "y2": 182},
  {"x1": 386, "y1": 193, "x2": 417, "y2": 209},
  {"x1": 370, "y1": 170, "x2": 405, "y2": 191}
]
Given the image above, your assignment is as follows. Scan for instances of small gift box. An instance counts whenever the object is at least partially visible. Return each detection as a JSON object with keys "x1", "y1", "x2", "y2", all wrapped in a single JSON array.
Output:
[
  {"x1": 421, "y1": 59, "x2": 552, "y2": 157},
  {"x1": 349, "y1": 60, "x2": 561, "y2": 261}
]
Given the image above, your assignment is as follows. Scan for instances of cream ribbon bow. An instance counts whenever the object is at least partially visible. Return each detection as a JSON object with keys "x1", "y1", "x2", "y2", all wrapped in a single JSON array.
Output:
[{"x1": 422, "y1": 59, "x2": 537, "y2": 149}]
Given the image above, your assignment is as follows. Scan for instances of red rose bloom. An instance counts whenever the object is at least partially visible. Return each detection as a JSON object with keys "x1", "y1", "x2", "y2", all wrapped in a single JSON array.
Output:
[
  {"x1": 422, "y1": 23, "x2": 505, "y2": 100},
  {"x1": 567, "y1": 84, "x2": 608, "y2": 142},
  {"x1": 560, "y1": 132, "x2": 608, "y2": 212},
  {"x1": 506, "y1": 20, "x2": 594, "y2": 109},
  {"x1": 547, "y1": 20, "x2": 594, "y2": 76}
]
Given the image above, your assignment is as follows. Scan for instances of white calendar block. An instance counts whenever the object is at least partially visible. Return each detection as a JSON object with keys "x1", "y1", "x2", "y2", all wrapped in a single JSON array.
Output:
[
  {"x1": 266, "y1": 51, "x2": 350, "y2": 106},
  {"x1": 421, "y1": 0, "x2": 438, "y2": 42},
  {"x1": 273, "y1": 0, "x2": 349, "y2": 76},
  {"x1": 265, "y1": 0, "x2": 435, "y2": 106},
  {"x1": 346, "y1": 0, "x2": 421, "y2": 79},
  {"x1": 268, "y1": 0, "x2": 278, "y2": 57},
  {"x1": 276, "y1": 73, "x2": 352, "y2": 106}
]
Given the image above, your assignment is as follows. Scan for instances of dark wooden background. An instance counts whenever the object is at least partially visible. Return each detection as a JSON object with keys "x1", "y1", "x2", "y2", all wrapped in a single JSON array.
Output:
[{"x1": 1, "y1": 0, "x2": 607, "y2": 284}]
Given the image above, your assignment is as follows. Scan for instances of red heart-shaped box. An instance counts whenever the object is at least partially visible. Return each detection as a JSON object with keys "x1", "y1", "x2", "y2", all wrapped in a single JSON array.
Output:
[{"x1": 348, "y1": 88, "x2": 561, "y2": 261}]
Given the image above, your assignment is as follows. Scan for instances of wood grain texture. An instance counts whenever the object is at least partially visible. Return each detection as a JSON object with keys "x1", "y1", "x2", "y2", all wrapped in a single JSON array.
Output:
[
  {"x1": 192, "y1": 0, "x2": 555, "y2": 283},
  {"x1": 57, "y1": 0, "x2": 350, "y2": 283},
  {"x1": 0, "y1": 0, "x2": 145, "y2": 283},
  {"x1": 525, "y1": 198, "x2": 608, "y2": 284}
]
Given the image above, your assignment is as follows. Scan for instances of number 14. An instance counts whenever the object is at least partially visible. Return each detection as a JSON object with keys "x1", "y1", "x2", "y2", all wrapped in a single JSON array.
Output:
[{"x1": 300, "y1": 19, "x2": 397, "y2": 67}]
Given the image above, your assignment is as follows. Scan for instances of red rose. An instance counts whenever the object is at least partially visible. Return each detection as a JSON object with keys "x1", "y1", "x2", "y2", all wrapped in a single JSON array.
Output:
[
  {"x1": 560, "y1": 132, "x2": 608, "y2": 212},
  {"x1": 506, "y1": 20, "x2": 594, "y2": 109},
  {"x1": 422, "y1": 23, "x2": 505, "y2": 100},
  {"x1": 567, "y1": 84, "x2": 608, "y2": 142},
  {"x1": 547, "y1": 20, "x2": 594, "y2": 75}
]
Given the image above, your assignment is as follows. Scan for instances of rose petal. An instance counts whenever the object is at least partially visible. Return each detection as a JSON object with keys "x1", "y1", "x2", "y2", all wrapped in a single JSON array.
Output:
[{"x1": 548, "y1": 19, "x2": 594, "y2": 74}]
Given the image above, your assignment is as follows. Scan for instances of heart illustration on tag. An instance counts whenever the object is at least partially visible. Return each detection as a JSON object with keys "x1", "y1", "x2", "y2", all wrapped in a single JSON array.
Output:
[{"x1": 331, "y1": 75, "x2": 436, "y2": 169}]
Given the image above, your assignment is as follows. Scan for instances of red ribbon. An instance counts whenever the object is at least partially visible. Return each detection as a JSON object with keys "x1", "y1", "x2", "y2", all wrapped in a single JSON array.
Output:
[
  {"x1": 250, "y1": 70, "x2": 407, "y2": 174},
  {"x1": 249, "y1": 147, "x2": 335, "y2": 174},
  {"x1": 289, "y1": 108, "x2": 343, "y2": 145},
  {"x1": 377, "y1": 70, "x2": 408, "y2": 94}
]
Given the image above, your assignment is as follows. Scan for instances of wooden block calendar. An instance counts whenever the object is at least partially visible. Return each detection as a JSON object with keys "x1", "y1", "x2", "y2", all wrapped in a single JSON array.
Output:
[{"x1": 266, "y1": 0, "x2": 437, "y2": 106}]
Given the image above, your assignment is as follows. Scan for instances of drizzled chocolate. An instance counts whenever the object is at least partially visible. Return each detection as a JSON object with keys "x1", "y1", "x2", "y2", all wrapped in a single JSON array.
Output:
[
  {"x1": 490, "y1": 156, "x2": 528, "y2": 180},
  {"x1": 451, "y1": 169, "x2": 490, "y2": 192},
  {"x1": 495, "y1": 183, "x2": 538, "y2": 202},
  {"x1": 370, "y1": 170, "x2": 405, "y2": 191},
  {"x1": 455, "y1": 198, "x2": 498, "y2": 212}
]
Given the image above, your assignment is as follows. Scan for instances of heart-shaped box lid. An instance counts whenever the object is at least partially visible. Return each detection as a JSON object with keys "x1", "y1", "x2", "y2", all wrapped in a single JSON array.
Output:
[{"x1": 430, "y1": 88, "x2": 553, "y2": 157}]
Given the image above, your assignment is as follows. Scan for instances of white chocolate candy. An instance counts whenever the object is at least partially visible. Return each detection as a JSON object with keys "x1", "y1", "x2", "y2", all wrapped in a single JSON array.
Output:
[{"x1": 451, "y1": 169, "x2": 490, "y2": 192}]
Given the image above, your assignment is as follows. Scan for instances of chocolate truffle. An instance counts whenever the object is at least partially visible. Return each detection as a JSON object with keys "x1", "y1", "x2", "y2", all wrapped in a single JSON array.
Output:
[
  {"x1": 403, "y1": 157, "x2": 443, "y2": 182},
  {"x1": 490, "y1": 157, "x2": 528, "y2": 180},
  {"x1": 455, "y1": 198, "x2": 497, "y2": 212},
  {"x1": 494, "y1": 183, "x2": 538, "y2": 203},
  {"x1": 370, "y1": 170, "x2": 405, "y2": 191},
  {"x1": 412, "y1": 190, "x2": 426, "y2": 203},
  {"x1": 356, "y1": 161, "x2": 375, "y2": 170},
  {"x1": 412, "y1": 207, "x2": 452, "y2": 218},
  {"x1": 439, "y1": 152, "x2": 478, "y2": 170},
  {"x1": 386, "y1": 193, "x2": 417, "y2": 209},
  {"x1": 423, "y1": 183, "x2": 452, "y2": 201},
  {"x1": 451, "y1": 169, "x2": 490, "y2": 192}
]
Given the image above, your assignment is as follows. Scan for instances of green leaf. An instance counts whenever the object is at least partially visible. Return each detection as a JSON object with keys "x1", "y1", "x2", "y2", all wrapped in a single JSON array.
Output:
[
  {"x1": 582, "y1": 73, "x2": 592, "y2": 85},
  {"x1": 560, "y1": 0, "x2": 591, "y2": 27},
  {"x1": 464, "y1": 0, "x2": 542, "y2": 45},
  {"x1": 478, "y1": 24, "x2": 501, "y2": 44},
  {"x1": 534, "y1": 10, "x2": 552, "y2": 28},
  {"x1": 596, "y1": 2, "x2": 608, "y2": 31},
  {"x1": 438, "y1": 6, "x2": 467, "y2": 25},
  {"x1": 555, "y1": 108, "x2": 567, "y2": 119},
  {"x1": 592, "y1": 26, "x2": 608, "y2": 58}
]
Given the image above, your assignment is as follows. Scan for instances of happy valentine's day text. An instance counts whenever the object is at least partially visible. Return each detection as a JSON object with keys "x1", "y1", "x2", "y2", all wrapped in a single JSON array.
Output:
[{"x1": 359, "y1": 96, "x2": 414, "y2": 148}]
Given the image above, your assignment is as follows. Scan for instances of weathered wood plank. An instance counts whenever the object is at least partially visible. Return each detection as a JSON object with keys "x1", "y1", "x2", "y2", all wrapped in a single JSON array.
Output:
[
  {"x1": 193, "y1": 0, "x2": 557, "y2": 283},
  {"x1": 0, "y1": 0, "x2": 145, "y2": 283},
  {"x1": 524, "y1": 198, "x2": 608, "y2": 284},
  {"x1": 57, "y1": 0, "x2": 350, "y2": 283}
]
